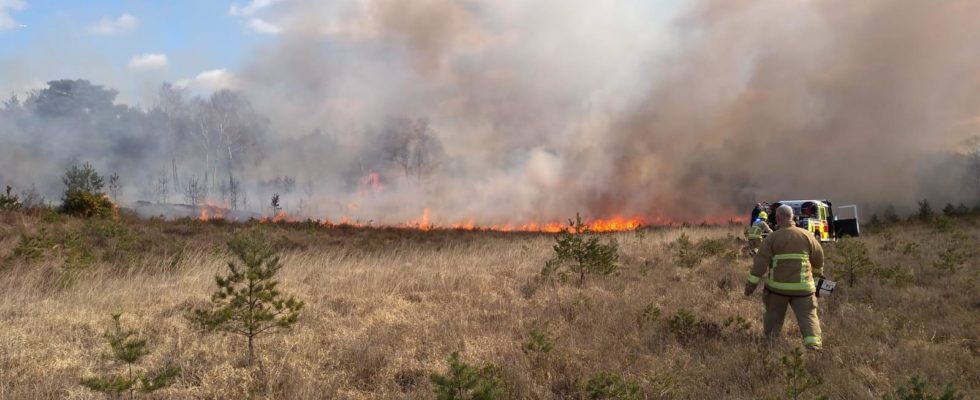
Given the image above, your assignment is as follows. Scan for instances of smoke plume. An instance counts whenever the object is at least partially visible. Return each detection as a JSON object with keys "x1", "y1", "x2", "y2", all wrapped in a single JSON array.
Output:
[{"x1": 2, "y1": 0, "x2": 979, "y2": 226}]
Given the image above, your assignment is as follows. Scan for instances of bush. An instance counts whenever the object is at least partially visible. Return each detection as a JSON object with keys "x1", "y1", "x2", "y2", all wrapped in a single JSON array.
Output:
[
  {"x1": 60, "y1": 163, "x2": 114, "y2": 218},
  {"x1": 430, "y1": 352, "x2": 504, "y2": 400},
  {"x1": 14, "y1": 228, "x2": 55, "y2": 261},
  {"x1": 831, "y1": 237, "x2": 875, "y2": 287},
  {"x1": 581, "y1": 372, "x2": 641, "y2": 400},
  {"x1": 873, "y1": 265, "x2": 916, "y2": 286},
  {"x1": 61, "y1": 190, "x2": 115, "y2": 218},
  {"x1": 667, "y1": 308, "x2": 698, "y2": 343},
  {"x1": 0, "y1": 185, "x2": 21, "y2": 210},
  {"x1": 636, "y1": 302, "x2": 661, "y2": 329},
  {"x1": 885, "y1": 376, "x2": 965, "y2": 400},
  {"x1": 188, "y1": 232, "x2": 304, "y2": 364},
  {"x1": 63, "y1": 162, "x2": 105, "y2": 193},
  {"x1": 723, "y1": 315, "x2": 751, "y2": 336},
  {"x1": 675, "y1": 233, "x2": 703, "y2": 268},
  {"x1": 932, "y1": 216, "x2": 953, "y2": 233},
  {"x1": 541, "y1": 214, "x2": 619, "y2": 285},
  {"x1": 917, "y1": 200, "x2": 934, "y2": 222},
  {"x1": 934, "y1": 232, "x2": 970, "y2": 276},
  {"x1": 781, "y1": 348, "x2": 826, "y2": 400},
  {"x1": 696, "y1": 237, "x2": 730, "y2": 258},
  {"x1": 81, "y1": 314, "x2": 179, "y2": 397},
  {"x1": 522, "y1": 327, "x2": 554, "y2": 356}
]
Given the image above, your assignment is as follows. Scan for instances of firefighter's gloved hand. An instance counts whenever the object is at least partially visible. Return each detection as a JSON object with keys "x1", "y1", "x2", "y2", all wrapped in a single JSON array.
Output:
[
  {"x1": 744, "y1": 283, "x2": 756, "y2": 297},
  {"x1": 816, "y1": 278, "x2": 824, "y2": 297}
]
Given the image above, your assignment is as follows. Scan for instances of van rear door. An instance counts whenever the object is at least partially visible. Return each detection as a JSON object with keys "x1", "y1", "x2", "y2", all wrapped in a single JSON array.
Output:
[{"x1": 835, "y1": 205, "x2": 860, "y2": 237}]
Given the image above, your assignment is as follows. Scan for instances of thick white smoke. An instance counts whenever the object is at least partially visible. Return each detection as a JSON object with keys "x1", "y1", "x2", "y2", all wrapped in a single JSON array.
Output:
[
  {"x1": 236, "y1": 0, "x2": 980, "y2": 224},
  {"x1": 2, "y1": 0, "x2": 979, "y2": 226}
]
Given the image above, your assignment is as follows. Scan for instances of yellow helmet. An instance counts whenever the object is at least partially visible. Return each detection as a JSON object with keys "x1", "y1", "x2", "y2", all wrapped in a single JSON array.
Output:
[{"x1": 758, "y1": 211, "x2": 768, "y2": 220}]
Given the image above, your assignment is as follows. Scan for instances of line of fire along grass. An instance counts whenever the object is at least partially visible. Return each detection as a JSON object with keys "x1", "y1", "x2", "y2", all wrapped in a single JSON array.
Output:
[{"x1": 152, "y1": 214, "x2": 742, "y2": 235}]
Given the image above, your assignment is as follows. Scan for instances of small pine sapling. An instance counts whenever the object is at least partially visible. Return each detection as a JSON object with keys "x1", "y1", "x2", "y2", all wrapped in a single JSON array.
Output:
[
  {"x1": 781, "y1": 348, "x2": 826, "y2": 400},
  {"x1": 831, "y1": 237, "x2": 876, "y2": 287},
  {"x1": 675, "y1": 233, "x2": 703, "y2": 269},
  {"x1": 189, "y1": 233, "x2": 304, "y2": 365},
  {"x1": 885, "y1": 376, "x2": 965, "y2": 400},
  {"x1": 581, "y1": 372, "x2": 641, "y2": 400},
  {"x1": 0, "y1": 185, "x2": 21, "y2": 210},
  {"x1": 430, "y1": 352, "x2": 505, "y2": 400},
  {"x1": 541, "y1": 214, "x2": 619, "y2": 285},
  {"x1": 81, "y1": 314, "x2": 180, "y2": 399}
]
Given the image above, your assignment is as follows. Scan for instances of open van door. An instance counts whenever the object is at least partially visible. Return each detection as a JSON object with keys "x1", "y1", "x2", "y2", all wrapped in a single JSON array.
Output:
[{"x1": 835, "y1": 205, "x2": 860, "y2": 237}]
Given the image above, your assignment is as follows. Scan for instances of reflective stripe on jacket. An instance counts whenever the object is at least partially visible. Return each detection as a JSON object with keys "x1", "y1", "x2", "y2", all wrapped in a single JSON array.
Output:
[
  {"x1": 747, "y1": 224, "x2": 824, "y2": 296},
  {"x1": 745, "y1": 220, "x2": 772, "y2": 240}
]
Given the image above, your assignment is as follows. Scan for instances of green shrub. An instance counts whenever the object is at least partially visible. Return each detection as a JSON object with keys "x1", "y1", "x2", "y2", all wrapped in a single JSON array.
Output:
[
  {"x1": 696, "y1": 237, "x2": 729, "y2": 258},
  {"x1": 902, "y1": 242, "x2": 920, "y2": 257},
  {"x1": 60, "y1": 163, "x2": 114, "y2": 218},
  {"x1": 917, "y1": 200, "x2": 934, "y2": 222},
  {"x1": 188, "y1": 232, "x2": 304, "y2": 364},
  {"x1": 934, "y1": 242, "x2": 969, "y2": 276},
  {"x1": 667, "y1": 308, "x2": 698, "y2": 343},
  {"x1": 581, "y1": 372, "x2": 641, "y2": 400},
  {"x1": 675, "y1": 233, "x2": 703, "y2": 268},
  {"x1": 541, "y1": 214, "x2": 619, "y2": 285},
  {"x1": 932, "y1": 216, "x2": 953, "y2": 233},
  {"x1": 14, "y1": 228, "x2": 55, "y2": 261},
  {"x1": 0, "y1": 185, "x2": 21, "y2": 210},
  {"x1": 781, "y1": 348, "x2": 826, "y2": 400},
  {"x1": 636, "y1": 302, "x2": 662, "y2": 329},
  {"x1": 61, "y1": 190, "x2": 115, "y2": 218},
  {"x1": 430, "y1": 352, "x2": 504, "y2": 400},
  {"x1": 831, "y1": 237, "x2": 876, "y2": 287},
  {"x1": 522, "y1": 327, "x2": 554, "y2": 356},
  {"x1": 873, "y1": 265, "x2": 916, "y2": 286},
  {"x1": 723, "y1": 315, "x2": 751, "y2": 336},
  {"x1": 62, "y1": 231, "x2": 96, "y2": 270},
  {"x1": 885, "y1": 376, "x2": 965, "y2": 400},
  {"x1": 81, "y1": 314, "x2": 180, "y2": 397}
]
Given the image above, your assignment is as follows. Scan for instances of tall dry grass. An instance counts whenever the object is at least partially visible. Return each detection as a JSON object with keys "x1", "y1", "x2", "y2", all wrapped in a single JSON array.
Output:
[{"x1": 0, "y1": 211, "x2": 977, "y2": 399}]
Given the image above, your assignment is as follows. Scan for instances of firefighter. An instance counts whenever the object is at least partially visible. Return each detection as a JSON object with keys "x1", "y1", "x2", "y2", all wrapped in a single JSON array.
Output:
[
  {"x1": 744, "y1": 204, "x2": 825, "y2": 350},
  {"x1": 745, "y1": 211, "x2": 772, "y2": 255}
]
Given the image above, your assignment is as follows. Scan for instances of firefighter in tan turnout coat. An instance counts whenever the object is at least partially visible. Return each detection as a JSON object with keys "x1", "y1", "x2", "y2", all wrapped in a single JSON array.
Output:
[
  {"x1": 744, "y1": 204, "x2": 825, "y2": 349},
  {"x1": 745, "y1": 210, "x2": 773, "y2": 254}
]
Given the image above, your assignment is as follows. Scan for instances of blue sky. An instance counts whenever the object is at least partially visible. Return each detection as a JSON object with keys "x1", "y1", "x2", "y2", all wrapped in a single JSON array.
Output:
[
  {"x1": 0, "y1": 0, "x2": 273, "y2": 103},
  {"x1": 0, "y1": 0, "x2": 684, "y2": 106}
]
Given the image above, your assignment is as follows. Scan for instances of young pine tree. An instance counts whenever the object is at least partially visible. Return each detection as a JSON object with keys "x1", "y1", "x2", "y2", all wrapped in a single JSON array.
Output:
[
  {"x1": 540, "y1": 214, "x2": 619, "y2": 285},
  {"x1": 830, "y1": 237, "x2": 876, "y2": 287},
  {"x1": 430, "y1": 352, "x2": 504, "y2": 400},
  {"x1": 61, "y1": 162, "x2": 114, "y2": 218},
  {"x1": 917, "y1": 200, "x2": 934, "y2": 222},
  {"x1": 0, "y1": 185, "x2": 21, "y2": 211},
  {"x1": 781, "y1": 348, "x2": 827, "y2": 400},
  {"x1": 81, "y1": 314, "x2": 180, "y2": 399},
  {"x1": 189, "y1": 233, "x2": 304, "y2": 364}
]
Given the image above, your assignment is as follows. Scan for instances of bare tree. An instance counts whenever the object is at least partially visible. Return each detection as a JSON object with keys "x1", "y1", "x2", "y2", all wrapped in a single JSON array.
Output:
[
  {"x1": 228, "y1": 176, "x2": 241, "y2": 210},
  {"x1": 108, "y1": 173, "x2": 121, "y2": 202},
  {"x1": 156, "y1": 171, "x2": 169, "y2": 203},
  {"x1": 271, "y1": 193, "x2": 281, "y2": 215},
  {"x1": 379, "y1": 116, "x2": 444, "y2": 182},
  {"x1": 157, "y1": 83, "x2": 189, "y2": 194},
  {"x1": 184, "y1": 176, "x2": 205, "y2": 206}
]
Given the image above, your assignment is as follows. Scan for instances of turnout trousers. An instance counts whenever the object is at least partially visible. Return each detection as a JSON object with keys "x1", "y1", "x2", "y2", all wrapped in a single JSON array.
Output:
[{"x1": 762, "y1": 290, "x2": 822, "y2": 348}]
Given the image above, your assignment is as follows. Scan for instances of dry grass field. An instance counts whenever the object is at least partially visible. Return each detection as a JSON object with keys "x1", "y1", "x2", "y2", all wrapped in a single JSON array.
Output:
[{"x1": 0, "y1": 210, "x2": 978, "y2": 399}]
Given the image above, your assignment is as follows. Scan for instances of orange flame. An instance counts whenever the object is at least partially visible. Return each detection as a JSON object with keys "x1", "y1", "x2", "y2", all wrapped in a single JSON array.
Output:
[{"x1": 197, "y1": 201, "x2": 227, "y2": 221}]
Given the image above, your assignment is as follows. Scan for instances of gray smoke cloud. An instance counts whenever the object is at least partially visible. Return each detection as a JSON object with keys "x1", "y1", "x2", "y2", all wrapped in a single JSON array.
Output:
[
  {"x1": 2, "y1": 0, "x2": 979, "y2": 225},
  {"x1": 235, "y1": 0, "x2": 980, "y2": 223}
]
